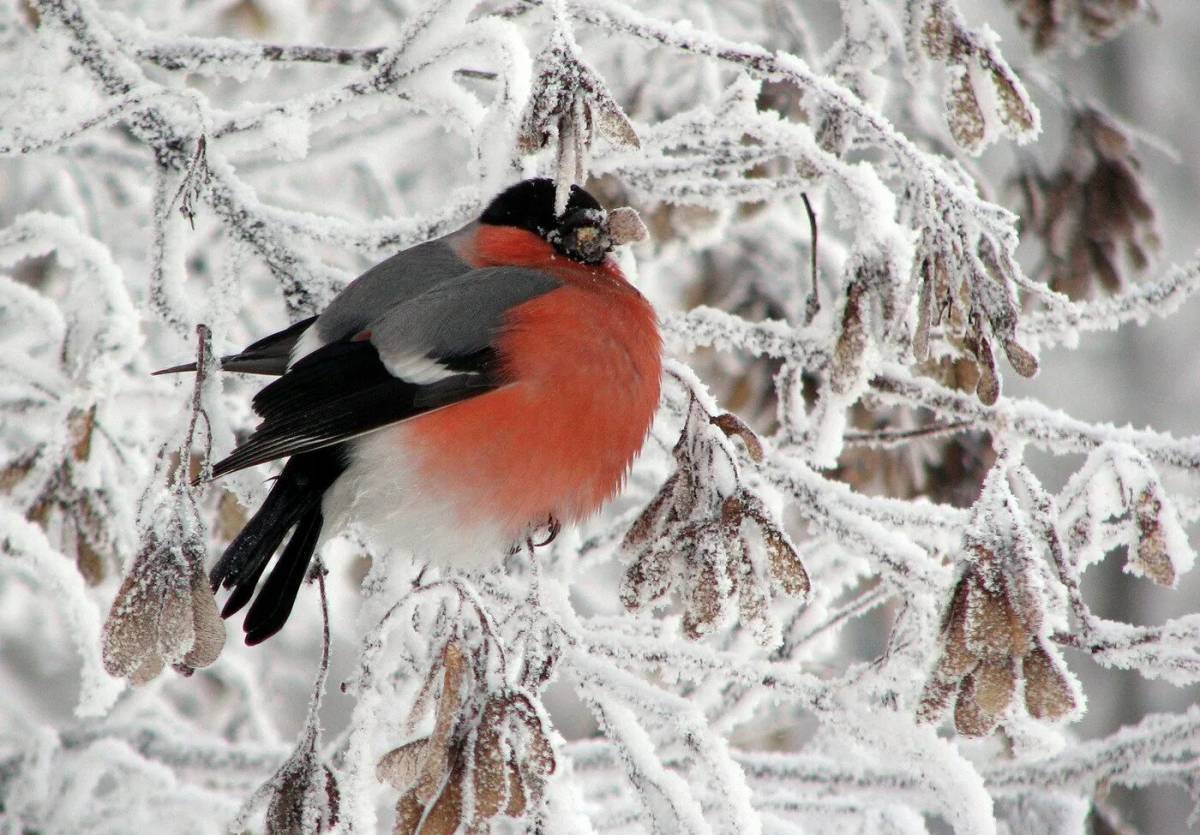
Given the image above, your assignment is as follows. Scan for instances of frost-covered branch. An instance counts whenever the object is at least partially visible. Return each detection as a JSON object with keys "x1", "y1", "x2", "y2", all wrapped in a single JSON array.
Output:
[
  {"x1": 4, "y1": 0, "x2": 1200, "y2": 832},
  {"x1": 872, "y1": 366, "x2": 1200, "y2": 471}
]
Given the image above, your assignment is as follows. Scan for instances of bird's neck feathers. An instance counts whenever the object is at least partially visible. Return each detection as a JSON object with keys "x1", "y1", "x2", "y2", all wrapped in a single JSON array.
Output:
[{"x1": 461, "y1": 224, "x2": 633, "y2": 291}]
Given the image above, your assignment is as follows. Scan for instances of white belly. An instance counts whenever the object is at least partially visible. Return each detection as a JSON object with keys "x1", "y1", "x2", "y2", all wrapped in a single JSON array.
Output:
[{"x1": 320, "y1": 427, "x2": 517, "y2": 568}]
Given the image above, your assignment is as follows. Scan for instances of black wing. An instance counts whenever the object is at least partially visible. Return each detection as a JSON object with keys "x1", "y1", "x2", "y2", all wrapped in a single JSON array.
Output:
[{"x1": 209, "y1": 339, "x2": 497, "y2": 479}]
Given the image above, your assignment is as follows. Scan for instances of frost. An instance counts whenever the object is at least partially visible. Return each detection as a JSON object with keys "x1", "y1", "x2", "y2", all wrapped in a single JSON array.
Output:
[{"x1": 3, "y1": 0, "x2": 1200, "y2": 832}]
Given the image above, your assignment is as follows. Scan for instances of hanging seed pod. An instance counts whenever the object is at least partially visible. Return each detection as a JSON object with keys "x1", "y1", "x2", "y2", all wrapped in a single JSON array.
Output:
[
  {"x1": 954, "y1": 670, "x2": 1001, "y2": 737},
  {"x1": 1131, "y1": 486, "x2": 1176, "y2": 587},
  {"x1": 102, "y1": 530, "x2": 225, "y2": 684},
  {"x1": 973, "y1": 656, "x2": 1017, "y2": 716},
  {"x1": 1022, "y1": 642, "x2": 1078, "y2": 721}
]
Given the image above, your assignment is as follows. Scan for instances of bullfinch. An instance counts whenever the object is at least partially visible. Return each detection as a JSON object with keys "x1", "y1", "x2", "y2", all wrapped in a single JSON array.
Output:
[{"x1": 162, "y1": 179, "x2": 662, "y2": 645}]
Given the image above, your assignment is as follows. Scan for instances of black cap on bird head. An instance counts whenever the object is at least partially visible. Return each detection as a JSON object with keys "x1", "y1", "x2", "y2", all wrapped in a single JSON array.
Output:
[{"x1": 480, "y1": 178, "x2": 612, "y2": 265}]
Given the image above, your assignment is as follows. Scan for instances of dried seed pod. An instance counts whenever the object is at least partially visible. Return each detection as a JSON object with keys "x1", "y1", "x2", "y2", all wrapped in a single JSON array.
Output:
[
  {"x1": 622, "y1": 473, "x2": 677, "y2": 551},
  {"x1": 0, "y1": 451, "x2": 38, "y2": 493},
  {"x1": 182, "y1": 567, "x2": 226, "y2": 670},
  {"x1": 917, "y1": 676, "x2": 957, "y2": 723},
  {"x1": 606, "y1": 207, "x2": 648, "y2": 246},
  {"x1": 621, "y1": 538, "x2": 679, "y2": 612},
  {"x1": 393, "y1": 789, "x2": 424, "y2": 835},
  {"x1": 1002, "y1": 338, "x2": 1039, "y2": 378},
  {"x1": 710, "y1": 412, "x2": 764, "y2": 462},
  {"x1": 518, "y1": 31, "x2": 639, "y2": 155},
  {"x1": 973, "y1": 332, "x2": 1000, "y2": 405},
  {"x1": 764, "y1": 525, "x2": 810, "y2": 599},
  {"x1": 102, "y1": 533, "x2": 224, "y2": 685},
  {"x1": 913, "y1": 265, "x2": 935, "y2": 361},
  {"x1": 510, "y1": 695, "x2": 556, "y2": 805},
  {"x1": 989, "y1": 62, "x2": 1036, "y2": 135},
  {"x1": 734, "y1": 552, "x2": 773, "y2": 645},
  {"x1": 1022, "y1": 642, "x2": 1077, "y2": 720},
  {"x1": 75, "y1": 533, "x2": 105, "y2": 586},
  {"x1": 831, "y1": 279, "x2": 868, "y2": 395},
  {"x1": 1016, "y1": 108, "x2": 1160, "y2": 298},
  {"x1": 471, "y1": 700, "x2": 510, "y2": 821},
  {"x1": 1008, "y1": 0, "x2": 1150, "y2": 52},
  {"x1": 621, "y1": 395, "x2": 808, "y2": 642},
  {"x1": 378, "y1": 739, "x2": 432, "y2": 791},
  {"x1": 965, "y1": 583, "x2": 1029, "y2": 660},
  {"x1": 417, "y1": 760, "x2": 464, "y2": 835},
  {"x1": 946, "y1": 66, "x2": 986, "y2": 153},
  {"x1": 682, "y1": 534, "x2": 725, "y2": 639},
  {"x1": 937, "y1": 579, "x2": 978, "y2": 679},
  {"x1": 920, "y1": 1, "x2": 954, "y2": 59},
  {"x1": 1131, "y1": 486, "x2": 1176, "y2": 587},
  {"x1": 418, "y1": 640, "x2": 467, "y2": 804},
  {"x1": 973, "y1": 656, "x2": 1017, "y2": 715},
  {"x1": 502, "y1": 760, "x2": 527, "y2": 818},
  {"x1": 265, "y1": 757, "x2": 339, "y2": 834},
  {"x1": 954, "y1": 672, "x2": 1001, "y2": 737}
]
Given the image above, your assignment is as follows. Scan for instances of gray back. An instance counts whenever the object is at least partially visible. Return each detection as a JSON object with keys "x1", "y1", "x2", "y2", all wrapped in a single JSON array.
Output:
[
  {"x1": 314, "y1": 229, "x2": 476, "y2": 343},
  {"x1": 368, "y1": 266, "x2": 562, "y2": 363}
]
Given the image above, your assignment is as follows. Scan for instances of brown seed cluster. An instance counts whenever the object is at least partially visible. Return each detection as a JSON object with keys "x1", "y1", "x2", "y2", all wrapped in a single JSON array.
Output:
[
  {"x1": 916, "y1": 0, "x2": 1038, "y2": 153},
  {"x1": 1006, "y1": 0, "x2": 1151, "y2": 52},
  {"x1": 920, "y1": 547, "x2": 1076, "y2": 737},
  {"x1": 378, "y1": 640, "x2": 555, "y2": 834},
  {"x1": 919, "y1": 458, "x2": 1086, "y2": 737},
  {"x1": 622, "y1": 397, "x2": 809, "y2": 643},
  {"x1": 263, "y1": 736, "x2": 340, "y2": 834},
  {"x1": 101, "y1": 524, "x2": 225, "y2": 684},
  {"x1": 1061, "y1": 449, "x2": 1186, "y2": 589},
  {"x1": 2, "y1": 406, "x2": 114, "y2": 585},
  {"x1": 1013, "y1": 108, "x2": 1159, "y2": 299},
  {"x1": 517, "y1": 30, "x2": 640, "y2": 158},
  {"x1": 913, "y1": 232, "x2": 1038, "y2": 405}
]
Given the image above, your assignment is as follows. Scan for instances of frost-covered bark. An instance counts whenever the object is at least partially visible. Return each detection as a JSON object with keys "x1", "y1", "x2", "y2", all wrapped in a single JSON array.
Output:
[{"x1": 1, "y1": 0, "x2": 1198, "y2": 833}]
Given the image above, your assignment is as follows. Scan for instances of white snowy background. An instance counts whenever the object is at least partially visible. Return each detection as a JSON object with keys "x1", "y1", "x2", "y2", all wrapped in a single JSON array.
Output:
[{"x1": 2, "y1": 0, "x2": 1199, "y2": 832}]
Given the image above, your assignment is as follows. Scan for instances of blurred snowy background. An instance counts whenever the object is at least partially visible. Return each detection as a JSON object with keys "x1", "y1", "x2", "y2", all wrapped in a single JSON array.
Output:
[{"x1": 2, "y1": 0, "x2": 1199, "y2": 832}]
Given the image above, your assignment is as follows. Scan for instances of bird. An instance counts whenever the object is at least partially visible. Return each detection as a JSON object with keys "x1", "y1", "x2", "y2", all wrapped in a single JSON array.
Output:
[{"x1": 161, "y1": 179, "x2": 662, "y2": 645}]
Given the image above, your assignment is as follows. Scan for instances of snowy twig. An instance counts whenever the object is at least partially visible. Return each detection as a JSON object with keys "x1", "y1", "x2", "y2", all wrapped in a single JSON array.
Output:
[
  {"x1": 1022, "y1": 252, "x2": 1200, "y2": 344},
  {"x1": 872, "y1": 366, "x2": 1200, "y2": 471},
  {"x1": 137, "y1": 32, "x2": 500, "y2": 79}
]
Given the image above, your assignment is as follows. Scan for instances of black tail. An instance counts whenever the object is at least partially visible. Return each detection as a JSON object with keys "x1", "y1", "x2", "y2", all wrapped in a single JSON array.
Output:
[
  {"x1": 154, "y1": 315, "x2": 317, "y2": 377},
  {"x1": 211, "y1": 446, "x2": 347, "y2": 645}
]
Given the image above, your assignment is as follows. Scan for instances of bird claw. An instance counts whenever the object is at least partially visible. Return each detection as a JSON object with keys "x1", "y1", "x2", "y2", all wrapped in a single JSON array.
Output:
[{"x1": 531, "y1": 516, "x2": 562, "y2": 548}]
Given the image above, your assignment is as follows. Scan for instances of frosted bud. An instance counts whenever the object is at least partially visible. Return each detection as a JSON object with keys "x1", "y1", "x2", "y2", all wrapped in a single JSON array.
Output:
[{"x1": 606, "y1": 206, "x2": 648, "y2": 246}]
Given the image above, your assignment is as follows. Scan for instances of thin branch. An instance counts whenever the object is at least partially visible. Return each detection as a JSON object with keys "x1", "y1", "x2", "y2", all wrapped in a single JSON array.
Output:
[
  {"x1": 843, "y1": 420, "x2": 976, "y2": 448},
  {"x1": 801, "y1": 192, "x2": 819, "y2": 324},
  {"x1": 182, "y1": 323, "x2": 213, "y2": 484},
  {"x1": 1022, "y1": 252, "x2": 1200, "y2": 345},
  {"x1": 138, "y1": 40, "x2": 391, "y2": 71},
  {"x1": 872, "y1": 366, "x2": 1200, "y2": 471},
  {"x1": 0, "y1": 92, "x2": 148, "y2": 156}
]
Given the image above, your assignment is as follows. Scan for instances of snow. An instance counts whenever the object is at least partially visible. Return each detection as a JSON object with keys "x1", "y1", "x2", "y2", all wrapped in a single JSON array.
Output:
[{"x1": 2, "y1": 0, "x2": 1199, "y2": 832}]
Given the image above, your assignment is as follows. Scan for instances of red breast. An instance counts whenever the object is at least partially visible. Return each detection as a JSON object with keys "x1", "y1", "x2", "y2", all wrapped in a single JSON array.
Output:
[{"x1": 409, "y1": 224, "x2": 663, "y2": 533}]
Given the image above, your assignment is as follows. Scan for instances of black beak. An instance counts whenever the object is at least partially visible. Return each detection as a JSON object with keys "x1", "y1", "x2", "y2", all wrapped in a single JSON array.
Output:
[{"x1": 555, "y1": 208, "x2": 611, "y2": 264}]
